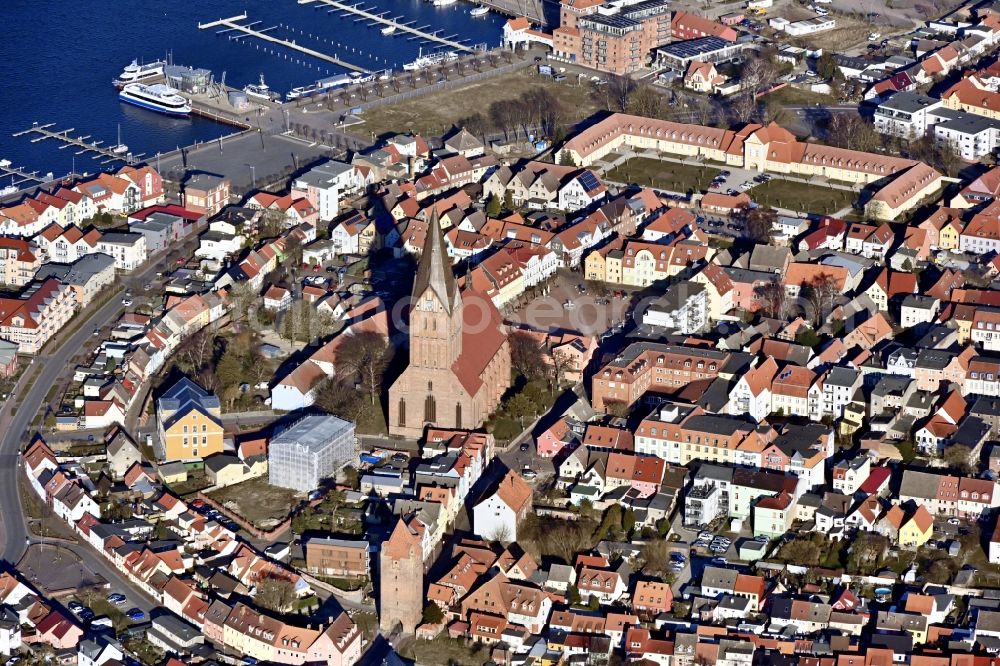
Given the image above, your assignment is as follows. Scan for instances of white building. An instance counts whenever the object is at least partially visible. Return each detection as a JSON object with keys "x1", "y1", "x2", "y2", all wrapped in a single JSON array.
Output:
[
  {"x1": 291, "y1": 160, "x2": 363, "y2": 221},
  {"x1": 472, "y1": 471, "x2": 532, "y2": 542},
  {"x1": 97, "y1": 232, "x2": 147, "y2": 271},
  {"x1": 268, "y1": 415, "x2": 357, "y2": 492},
  {"x1": 642, "y1": 283, "x2": 707, "y2": 334},
  {"x1": 874, "y1": 92, "x2": 945, "y2": 138}
]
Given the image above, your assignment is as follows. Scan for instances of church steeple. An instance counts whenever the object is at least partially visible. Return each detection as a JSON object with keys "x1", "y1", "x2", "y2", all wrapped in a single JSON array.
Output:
[
  {"x1": 412, "y1": 210, "x2": 459, "y2": 314},
  {"x1": 408, "y1": 209, "x2": 463, "y2": 370}
]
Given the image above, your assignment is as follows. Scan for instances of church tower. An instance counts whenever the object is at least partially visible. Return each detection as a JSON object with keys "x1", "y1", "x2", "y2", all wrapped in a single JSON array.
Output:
[
  {"x1": 379, "y1": 516, "x2": 424, "y2": 635},
  {"x1": 409, "y1": 211, "x2": 463, "y2": 369}
]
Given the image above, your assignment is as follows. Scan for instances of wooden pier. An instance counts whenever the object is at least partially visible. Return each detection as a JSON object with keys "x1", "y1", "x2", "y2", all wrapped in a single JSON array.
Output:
[
  {"x1": 11, "y1": 123, "x2": 140, "y2": 165},
  {"x1": 0, "y1": 162, "x2": 43, "y2": 189},
  {"x1": 299, "y1": 0, "x2": 478, "y2": 53},
  {"x1": 198, "y1": 14, "x2": 370, "y2": 73}
]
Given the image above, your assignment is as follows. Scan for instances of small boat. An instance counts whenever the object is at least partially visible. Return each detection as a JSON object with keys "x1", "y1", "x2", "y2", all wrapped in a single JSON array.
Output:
[
  {"x1": 470, "y1": 5, "x2": 490, "y2": 16},
  {"x1": 381, "y1": 25, "x2": 397, "y2": 35},
  {"x1": 244, "y1": 74, "x2": 281, "y2": 102},
  {"x1": 119, "y1": 83, "x2": 191, "y2": 116},
  {"x1": 110, "y1": 124, "x2": 129, "y2": 155}
]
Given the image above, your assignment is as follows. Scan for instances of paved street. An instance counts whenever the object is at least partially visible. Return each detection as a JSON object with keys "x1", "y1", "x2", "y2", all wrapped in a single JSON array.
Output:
[{"x1": 0, "y1": 247, "x2": 177, "y2": 611}]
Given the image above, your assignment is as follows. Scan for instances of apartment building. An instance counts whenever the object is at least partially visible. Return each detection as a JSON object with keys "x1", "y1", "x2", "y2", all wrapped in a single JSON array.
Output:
[
  {"x1": 0, "y1": 278, "x2": 76, "y2": 354},
  {"x1": 553, "y1": 0, "x2": 671, "y2": 75},
  {"x1": 591, "y1": 342, "x2": 733, "y2": 410}
]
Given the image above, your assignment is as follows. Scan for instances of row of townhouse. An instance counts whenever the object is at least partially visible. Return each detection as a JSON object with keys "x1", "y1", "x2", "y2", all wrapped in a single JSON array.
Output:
[
  {"x1": 482, "y1": 161, "x2": 607, "y2": 213},
  {"x1": 0, "y1": 165, "x2": 163, "y2": 236},
  {"x1": 468, "y1": 243, "x2": 559, "y2": 309},
  {"x1": 35, "y1": 223, "x2": 147, "y2": 271},
  {"x1": 24, "y1": 439, "x2": 362, "y2": 665}
]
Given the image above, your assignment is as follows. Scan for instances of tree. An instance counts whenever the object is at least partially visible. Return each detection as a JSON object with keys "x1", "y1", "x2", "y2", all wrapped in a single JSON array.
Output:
[
  {"x1": 336, "y1": 331, "x2": 392, "y2": 406},
  {"x1": 606, "y1": 74, "x2": 638, "y2": 113},
  {"x1": 588, "y1": 595, "x2": 601, "y2": 611},
  {"x1": 255, "y1": 576, "x2": 296, "y2": 612},
  {"x1": 510, "y1": 331, "x2": 545, "y2": 380},
  {"x1": 283, "y1": 234, "x2": 303, "y2": 268},
  {"x1": 743, "y1": 207, "x2": 777, "y2": 243},
  {"x1": 846, "y1": 532, "x2": 889, "y2": 575},
  {"x1": 486, "y1": 193, "x2": 501, "y2": 217},
  {"x1": 944, "y1": 443, "x2": 973, "y2": 474},
  {"x1": 803, "y1": 272, "x2": 841, "y2": 327},
  {"x1": 625, "y1": 85, "x2": 667, "y2": 120},
  {"x1": 567, "y1": 584, "x2": 581, "y2": 606},
  {"x1": 755, "y1": 281, "x2": 786, "y2": 319},
  {"x1": 827, "y1": 113, "x2": 882, "y2": 153},
  {"x1": 640, "y1": 540, "x2": 671, "y2": 579},
  {"x1": 622, "y1": 508, "x2": 636, "y2": 536},
  {"x1": 594, "y1": 504, "x2": 623, "y2": 542},
  {"x1": 422, "y1": 604, "x2": 445, "y2": 625},
  {"x1": 815, "y1": 52, "x2": 838, "y2": 80}
]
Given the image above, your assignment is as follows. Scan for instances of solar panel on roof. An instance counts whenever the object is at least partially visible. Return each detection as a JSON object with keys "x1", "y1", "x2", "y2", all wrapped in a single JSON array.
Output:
[{"x1": 578, "y1": 171, "x2": 601, "y2": 191}]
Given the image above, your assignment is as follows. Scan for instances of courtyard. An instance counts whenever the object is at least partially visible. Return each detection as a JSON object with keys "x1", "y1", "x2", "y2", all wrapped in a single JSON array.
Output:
[
  {"x1": 603, "y1": 157, "x2": 717, "y2": 195},
  {"x1": 749, "y1": 179, "x2": 857, "y2": 216}
]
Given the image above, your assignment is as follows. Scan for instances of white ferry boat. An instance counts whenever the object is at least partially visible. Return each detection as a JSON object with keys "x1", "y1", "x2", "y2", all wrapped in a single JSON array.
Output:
[
  {"x1": 244, "y1": 74, "x2": 281, "y2": 102},
  {"x1": 119, "y1": 83, "x2": 191, "y2": 116},
  {"x1": 113, "y1": 59, "x2": 166, "y2": 88},
  {"x1": 470, "y1": 5, "x2": 490, "y2": 16}
]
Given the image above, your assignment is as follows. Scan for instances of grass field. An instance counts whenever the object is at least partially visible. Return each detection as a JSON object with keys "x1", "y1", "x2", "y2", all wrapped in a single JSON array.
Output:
[
  {"x1": 207, "y1": 477, "x2": 301, "y2": 528},
  {"x1": 604, "y1": 157, "x2": 718, "y2": 194},
  {"x1": 401, "y1": 634, "x2": 490, "y2": 666},
  {"x1": 750, "y1": 179, "x2": 857, "y2": 215},
  {"x1": 352, "y1": 70, "x2": 603, "y2": 139}
]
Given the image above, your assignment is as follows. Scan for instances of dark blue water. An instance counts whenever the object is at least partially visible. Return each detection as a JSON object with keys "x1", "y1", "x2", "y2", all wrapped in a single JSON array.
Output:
[{"x1": 1, "y1": 0, "x2": 503, "y2": 181}]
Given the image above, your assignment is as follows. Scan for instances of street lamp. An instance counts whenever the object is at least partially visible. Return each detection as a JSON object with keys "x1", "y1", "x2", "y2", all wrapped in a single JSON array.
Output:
[{"x1": 246, "y1": 164, "x2": 256, "y2": 189}]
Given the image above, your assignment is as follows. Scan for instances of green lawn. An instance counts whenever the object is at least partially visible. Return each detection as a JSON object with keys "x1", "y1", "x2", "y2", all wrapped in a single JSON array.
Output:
[
  {"x1": 604, "y1": 157, "x2": 717, "y2": 195},
  {"x1": 750, "y1": 179, "x2": 857, "y2": 215}
]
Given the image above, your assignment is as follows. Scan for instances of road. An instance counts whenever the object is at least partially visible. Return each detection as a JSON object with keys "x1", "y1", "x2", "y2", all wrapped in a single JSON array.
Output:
[{"x1": 0, "y1": 248, "x2": 174, "y2": 610}]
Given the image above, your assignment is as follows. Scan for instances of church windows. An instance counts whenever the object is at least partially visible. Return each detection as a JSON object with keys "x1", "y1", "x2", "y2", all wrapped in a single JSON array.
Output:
[
  {"x1": 456, "y1": 403, "x2": 462, "y2": 428},
  {"x1": 398, "y1": 399, "x2": 406, "y2": 427},
  {"x1": 425, "y1": 394, "x2": 436, "y2": 423}
]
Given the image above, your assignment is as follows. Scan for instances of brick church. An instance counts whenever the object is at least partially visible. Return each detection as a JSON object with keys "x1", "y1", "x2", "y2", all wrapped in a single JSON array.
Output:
[{"x1": 388, "y1": 212, "x2": 510, "y2": 439}]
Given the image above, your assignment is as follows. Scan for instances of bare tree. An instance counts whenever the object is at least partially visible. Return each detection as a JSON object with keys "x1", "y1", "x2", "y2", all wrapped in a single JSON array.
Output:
[
  {"x1": 336, "y1": 331, "x2": 392, "y2": 406},
  {"x1": 255, "y1": 576, "x2": 296, "y2": 612},
  {"x1": 755, "y1": 282, "x2": 786, "y2": 319},
  {"x1": 804, "y1": 273, "x2": 841, "y2": 327},
  {"x1": 606, "y1": 74, "x2": 638, "y2": 113},
  {"x1": 744, "y1": 206, "x2": 777, "y2": 243}
]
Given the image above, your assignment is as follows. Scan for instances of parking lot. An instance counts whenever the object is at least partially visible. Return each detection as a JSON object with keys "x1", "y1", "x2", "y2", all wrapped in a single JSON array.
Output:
[{"x1": 508, "y1": 270, "x2": 634, "y2": 336}]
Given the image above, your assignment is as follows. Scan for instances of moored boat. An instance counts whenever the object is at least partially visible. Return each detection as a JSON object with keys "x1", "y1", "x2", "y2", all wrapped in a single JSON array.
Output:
[{"x1": 119, "y1": 83, "x2": 191, "y2": 116}]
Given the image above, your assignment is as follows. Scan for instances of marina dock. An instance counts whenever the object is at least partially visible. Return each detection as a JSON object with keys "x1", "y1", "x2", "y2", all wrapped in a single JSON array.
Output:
[
  {"x1": 198, "y1": 14, "x2": 371, "y2": 73},
  {"x1": 299, "y1": 0, "x2": 479, "y2": 53},
  {"x1": 0, "y1": 161, "x2": 43, "y2": 188},
  {"x1": 11, "y1": 123, "x2": 141, "y2": 165}
]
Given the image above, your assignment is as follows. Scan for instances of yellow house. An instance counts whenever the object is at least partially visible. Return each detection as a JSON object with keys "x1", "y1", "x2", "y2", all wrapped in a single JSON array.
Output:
[
  {"x1": 205, "y1": 454, "x2": 251, "y2": 488},
  {"x1": 691, "y1": 264, "x2": 734, "y2": 321},
  {"x1": 899, "y1": 505, "x2": 934, "y2": 550},
  {"x1": 156, "y1": 377, "x2": 225, "y2": 462},
  {"x1": 584, "y1": 250, "x2": 607, "y2": 282},
  {"x1": 840, "y1": 402, "x2": 866, "y2": 438}
]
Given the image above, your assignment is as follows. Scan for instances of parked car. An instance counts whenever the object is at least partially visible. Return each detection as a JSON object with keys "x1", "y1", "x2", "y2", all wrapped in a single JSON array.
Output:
[
  {"x1": 126, "y1": 608, "x2": 146, "y2": 622},
  {"x1": 519, "y1": 442, "x2": 530, "y2": 452},
  {"x1": 90, "y1": 616, "x2": 113, "y2": 628},
  {"x1": 107, "y1": 593, "x2": 127, "y2": 606}
]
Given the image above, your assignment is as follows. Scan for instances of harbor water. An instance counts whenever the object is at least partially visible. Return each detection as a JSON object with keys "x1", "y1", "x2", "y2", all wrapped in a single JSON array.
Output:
[{"x1": 1, "y1": 0, "x2": 504, "y2": 180}]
